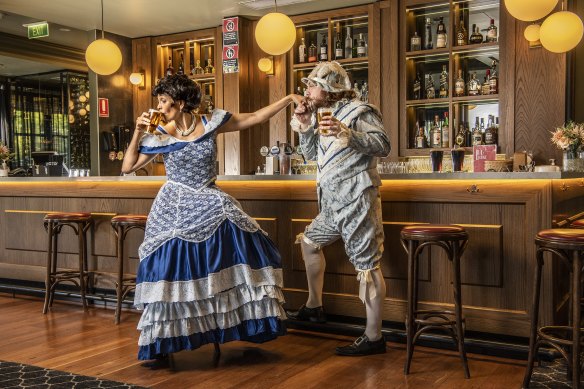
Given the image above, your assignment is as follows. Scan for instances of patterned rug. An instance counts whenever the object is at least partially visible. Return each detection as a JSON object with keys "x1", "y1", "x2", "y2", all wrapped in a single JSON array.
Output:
[
  {"x1": 530, "y1": 359, "x2": 582, "y2": 388},
  {"x1": 0, "y1": 360, "x2": 146, "y2": 389}
]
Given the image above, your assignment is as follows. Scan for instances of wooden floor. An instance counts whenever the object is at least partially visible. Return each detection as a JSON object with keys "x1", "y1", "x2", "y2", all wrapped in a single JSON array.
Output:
[{"x1": 0, "y1": 293, "x2": 527, "y2": 388}]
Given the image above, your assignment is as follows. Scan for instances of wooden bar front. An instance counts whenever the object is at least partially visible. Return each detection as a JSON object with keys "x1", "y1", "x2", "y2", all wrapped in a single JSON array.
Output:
[{"x1": 0, "y1": 175, "x2": 583, "y2": 338}]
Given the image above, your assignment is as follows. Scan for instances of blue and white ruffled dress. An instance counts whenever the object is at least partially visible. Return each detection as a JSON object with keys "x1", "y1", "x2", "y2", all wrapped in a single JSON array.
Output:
[{"x1": 134, "y1": 109, "x2": 286, "y2": 360}]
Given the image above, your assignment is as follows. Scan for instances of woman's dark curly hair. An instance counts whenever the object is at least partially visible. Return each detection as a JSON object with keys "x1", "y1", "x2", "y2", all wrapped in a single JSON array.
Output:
[{"x1": 152, "y1": 74, "x2": 201, "y2": 112}]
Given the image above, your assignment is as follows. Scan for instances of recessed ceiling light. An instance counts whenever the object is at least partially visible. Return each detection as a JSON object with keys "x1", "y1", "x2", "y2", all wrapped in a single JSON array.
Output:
[
  {"x1": 238, "y1": 0, "x2": 313, "y2": 10},
  {"x1": 59, "y1": 28, "x2": 71, "y2": 32}
]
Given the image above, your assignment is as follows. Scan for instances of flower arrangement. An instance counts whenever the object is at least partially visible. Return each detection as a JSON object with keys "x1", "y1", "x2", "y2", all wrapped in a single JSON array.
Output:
[
  {"x1": 550, "y1": 121, "x2": 584, "y2": 152},
  {"x1": 0, "y1": 141, "x2": 13, "y2": 162}
]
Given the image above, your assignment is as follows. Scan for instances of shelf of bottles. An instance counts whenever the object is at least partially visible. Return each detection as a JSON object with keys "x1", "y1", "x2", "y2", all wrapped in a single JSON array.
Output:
[
  {"x1": 403, "y1": 0, "x2": 500, "y2": 155},
  {"x1": 292, "y1": 15, "x2": 370, "y2": 101},
  {"x1": 157, "y1": 37, "x2": 216, "y2": 114},
  {"x1": 67, "y1": 74, "x2": 90, "y2": 170}
]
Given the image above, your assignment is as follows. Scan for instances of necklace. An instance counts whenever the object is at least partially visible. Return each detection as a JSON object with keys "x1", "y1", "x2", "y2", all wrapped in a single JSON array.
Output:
[{"x1": 176, "y1": 113, "x2": 197, "y2": 137}]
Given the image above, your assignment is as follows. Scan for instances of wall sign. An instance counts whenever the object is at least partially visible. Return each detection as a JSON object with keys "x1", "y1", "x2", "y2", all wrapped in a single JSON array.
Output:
[
  {"x1": 222, "y1": 17, "x2": 239, "y2": 73},
  {"x1": 98, "y1": 98, "x2": 109, "y2": 117}
]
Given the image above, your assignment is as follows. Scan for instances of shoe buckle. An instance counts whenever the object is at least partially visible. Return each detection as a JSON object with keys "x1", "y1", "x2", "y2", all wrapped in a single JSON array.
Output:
[{"x1": 354, "y1": 335, "x2": 368, "y2": 347}]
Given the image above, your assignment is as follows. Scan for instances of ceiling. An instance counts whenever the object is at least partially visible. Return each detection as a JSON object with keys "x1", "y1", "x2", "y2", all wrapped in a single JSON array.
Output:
[{"x1": 0, "y1": 0, "x2": 375, "y2": 39}]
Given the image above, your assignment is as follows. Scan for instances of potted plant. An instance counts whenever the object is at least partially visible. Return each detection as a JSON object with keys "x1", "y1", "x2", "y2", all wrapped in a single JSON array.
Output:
[{"x1": 550, "y1": 122, "x2": 584, "y2": 172}]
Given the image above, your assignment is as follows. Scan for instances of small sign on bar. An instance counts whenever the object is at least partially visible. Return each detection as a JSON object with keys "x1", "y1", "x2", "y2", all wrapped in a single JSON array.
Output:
[{"x1": 26, "y1": 22, "x2": 49, "y2": 39}]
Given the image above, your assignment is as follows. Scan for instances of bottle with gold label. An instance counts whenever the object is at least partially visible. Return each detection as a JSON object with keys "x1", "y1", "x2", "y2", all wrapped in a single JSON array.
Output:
[
  {"x1": 439, "y1": 65, "x2": 448, "y2": 98},
  {"x1": 472, "y1": 118, "x2": 483, "y2": 145},
  {"x1": 455, "y1": 69, "x2": 465, "y2": 96},
  {"x1": 467, "y1": 72, "x2": 480, "y2": 96},
  {"x1": 481, "y1": 70, "x2": 491, "y2": 95},
  {"x1": 415, "y1": 121, "x2": 428, "y2": 148},
  {"x1": 431, "y1": 115, "x2": 442, "y2": 148}
]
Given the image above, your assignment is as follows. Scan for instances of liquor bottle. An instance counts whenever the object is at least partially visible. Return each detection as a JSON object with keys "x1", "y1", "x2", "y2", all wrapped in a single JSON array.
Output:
[
  {"x1": 352, "y1": 38, "x2": 358, "y2": 58},
  {"x1": 455, "y1": 69, "x2": 465, "y2": 96},
  {"x1": 189, "y1": 53, "x2": 195, "y2": 75},
  {"x1": 308, "y1": 41, "x2": 317, "y2": 62},
  {"x1": 439, "y1": 65, "x2": 448, "y2": 98},
  {"x1": 481, "y1": 70, "x2": 491, "y2": 95},
  {"x1": 166, "y1": 56, "x2": 174, "y2": 76},
  {"x1": 207, "y1": 97, "x2": 215, "y2": 114},
  {"x1": 480, "y1": 117, "x2": 485, "y2": 135},
  {"x1": 361, "y1": 82, "x2": 369, "y2": 102},
  {"x1": 177, "y1": 53, "x2": 184, "y2": 75},
  {"x1": 484, "y1": 115, "x2": 497, "y2": 145},
  {"x1": 335, "y1": 27, "x2": 343, "y2": 60},
  {"x1": 411, "y1": 31, "x2": 422, "y2": 51},
  {"x1": 431, "y1": 115, "x2": 442, "y2": 148},
  {"x1": 298, "y1": 37, "x2": 307, "y2": 63},
  {"x1": 441, "y1": 112, "x2": 450, "y2": 148},
  {"x1": 194, "y1": 60, "x2": 204, "y2": 75},
  {"x1": 467, "y1": 72, "x2": 480, "y2": 96},
  {"x1": 204, "y1": 58, "x2": 215, "y2": 74},
  {"x1": 296, "y1": 86, "x2": 303, "y2": 96},
  {"x1": 357, "y1": 33, "x2": 366, "y2": 57},
  {"x1": 413, "y1": 72, "x2": 421, "y2": 100},
  {"x1": 489, "y1": 60, "x2": 499, "y2": 94},
  {"x1": 472, "y1": 118, "x2": 483, "y2": 145},
  {"x1": 424, "y1": 18, "x2": 433, "y2": 50},
  {"x1": 455, "y1": 122, "x2": 466, "y2": 147},
  {"x1": 354, "y1": 82, "x2": 362, "y2": 100},
  {"x1": 425, "y1": 74, "x2": 436, "y2": 99},
  {"x1": 415, "y1": 121, "x2": 428, "y2": 148},
  {"x1": 345, "y1": 27, "x2": 353, "y2": 59},
  {"x1": 456, "y1": 16, "x2": 468, "y2": 46},
  {"x1": 436, "y1": 17, "x2": 447, "y2": 49},
  {"x1": 469, "y1": 24, "x2": 484, "y2": 44},
  {"x1": 486, "y1": 19, "x2": 498, "y2": 43},
  {"x1": 319, "y1": 35, "x2": 328, "y2": 61}
]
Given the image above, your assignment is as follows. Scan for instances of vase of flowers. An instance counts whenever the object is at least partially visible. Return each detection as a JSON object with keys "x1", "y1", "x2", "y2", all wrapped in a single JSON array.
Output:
[
  {"x1": 550, "y1": 122, "x2": 584, "y2": 172},
  {"x1": 0, "y1": 142, "x2": 14, "y2": 177}
]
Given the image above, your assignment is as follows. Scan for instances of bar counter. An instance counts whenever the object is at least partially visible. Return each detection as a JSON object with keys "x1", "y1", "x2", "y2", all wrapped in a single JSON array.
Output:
[{"x1": 1, "y1": 173, "x2": 583, "y2": 338}]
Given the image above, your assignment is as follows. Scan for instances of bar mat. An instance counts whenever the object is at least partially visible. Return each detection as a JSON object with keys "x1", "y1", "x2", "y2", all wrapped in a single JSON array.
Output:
[{"x1": 0, "y1": 360, "x2": 146, "y2": 388}]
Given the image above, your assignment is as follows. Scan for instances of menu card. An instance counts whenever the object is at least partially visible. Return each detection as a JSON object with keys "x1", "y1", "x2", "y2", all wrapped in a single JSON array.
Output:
[{"x1": 473, "y1": 145, "x2": 497, "y2": 172}]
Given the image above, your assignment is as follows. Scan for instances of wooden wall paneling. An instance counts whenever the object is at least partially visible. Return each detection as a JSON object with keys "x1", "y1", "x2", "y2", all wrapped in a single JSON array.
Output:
[
  {"x1": 380, "y1": 0, "x2": 399, "y2": 162},
  {"x1": 215, "y1": 26, "x2": 225, "y2": 175},
  {"x1": 513, "y1": 7, "x2": 566, "y2": 165},
  {"x1": 131, "y1": 37, "x2": 154, "y2": 121},
  {"x1": 398, "y1": 1, "x2": 409, "y2": 157},
  {"x1": 367, "y1": 3, "x2": 381, "y2": 108},
  {"x1": 500, "y1": 6, "x2": 515, "y2": 157},
  {"x1": 269, "y1": 53, "x2": 288, "y2": 146}
]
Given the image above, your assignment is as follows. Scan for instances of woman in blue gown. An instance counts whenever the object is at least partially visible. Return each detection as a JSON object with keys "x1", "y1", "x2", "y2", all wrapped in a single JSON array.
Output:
[{"x1": 122, "y1": 74, "x2": 301, "y2": 367}]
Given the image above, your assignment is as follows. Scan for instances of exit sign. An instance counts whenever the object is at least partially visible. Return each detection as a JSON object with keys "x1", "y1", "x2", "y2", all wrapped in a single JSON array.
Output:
[{"x1": 27, "y1": 22, "x2": 49, "y2": 39}]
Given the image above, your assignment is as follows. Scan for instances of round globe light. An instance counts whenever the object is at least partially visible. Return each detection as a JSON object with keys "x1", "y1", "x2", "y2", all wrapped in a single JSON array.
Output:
[
  {"x1": 524, "y1": 24, "x2": 541, "y2": 42},
  {"x1": 258, "y1": 57, "x2": 273, "y2": 73},
  {"x1": 504, "y1": 0, "x2": 558, "y2": 22},
  {"x1": 78, "y1": 108, "x2": 87, "y2": 116},
  {"x1": 540, "y1": 11, "x2": 584, "y2": 53},
  {"x1": 129, "y1": 72, "x2": 144, "y2": 86},
  {"x1": 85, "y1": 38, "x2": 122, "y2": 75},
  {"x1": 255, "y1": 12, "x2": 296, "y2": 55}
]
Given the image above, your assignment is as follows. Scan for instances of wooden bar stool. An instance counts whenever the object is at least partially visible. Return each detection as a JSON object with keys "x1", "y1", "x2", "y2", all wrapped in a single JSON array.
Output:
[
  {"x1": 570, "y1": 219, "x2": 584, "y2": 229},
  {"x1": 111, "y1": 214, "x2": 147, "y2": 324},
  {"x1": 523, "y1": 229, "x2": 584, "y2": 389},
  {"x1": 43, "y1": 212, "x2": 93, "y2": 313},
  {"x1": 400, "y1": 224, "x2": 470, "y2": 378}
]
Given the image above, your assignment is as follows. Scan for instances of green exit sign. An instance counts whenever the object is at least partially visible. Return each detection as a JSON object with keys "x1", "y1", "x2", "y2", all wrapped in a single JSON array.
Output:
[{"x1": 27, "y1": 22, "x2": 49, "y2": 39}]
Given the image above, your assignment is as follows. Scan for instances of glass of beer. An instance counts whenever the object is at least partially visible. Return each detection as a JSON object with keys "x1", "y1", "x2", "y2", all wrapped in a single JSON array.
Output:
[
  {"x1": 317, "y1": 107, "x2": 333, "y2": 136},
  {"x1": 146, "y1": 109, "x2": 166, "y2": 134}
]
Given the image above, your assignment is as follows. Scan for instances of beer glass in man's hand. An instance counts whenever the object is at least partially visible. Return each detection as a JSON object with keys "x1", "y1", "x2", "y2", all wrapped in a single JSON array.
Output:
[{"x1": 317, "y1": 107, "x2": 333, "y2": 136}]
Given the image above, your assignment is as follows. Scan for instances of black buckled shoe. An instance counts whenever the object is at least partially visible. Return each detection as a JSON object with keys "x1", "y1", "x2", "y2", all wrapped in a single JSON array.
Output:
[
  {"x1": 335, "y1": 335, "x2": 386, "y2": 356},
  {"x1": 286, "y1": 304, "x2": 327, "y2": 323}
]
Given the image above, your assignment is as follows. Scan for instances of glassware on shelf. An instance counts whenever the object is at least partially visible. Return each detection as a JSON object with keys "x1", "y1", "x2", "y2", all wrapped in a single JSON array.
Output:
[
  {"x1": 469, "y1": 24, "x2": 484, "y2": 44},
  {"x1": 455, "y1": 69, "x2": 465, "y2": 96},
  {"x1": 456, "y1": 16, "x2": 468, "y2": 46},
  {"x1": 436, "y1": 17, "x2": 447, "y2": 49},
  {"x1": 411, "y1": 31, "x2": 422, "y2": 51},
  {"x1": 486, "y1": 19, "x2": 498, "y2": 43},
  {"x1": 424, "y1": 18, "x2": 433, "y2": 49},
  {"x1": 439, "y1": 65, "x2": 448, "y2": 98}
]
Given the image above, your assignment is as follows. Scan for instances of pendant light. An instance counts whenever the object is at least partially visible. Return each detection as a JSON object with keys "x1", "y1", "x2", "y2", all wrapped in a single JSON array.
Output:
[
  {"x1": 85, "y1": 0, "x2": 122, "y2": 75},
  {"x1": 539, "y1": 10, "x2": 584, "y2": 53},
  {"x1": 254, "y1": 1, "x2": 296, "y2": 56},
  {"x1": 504, "y1": 0, "x2": 558, "y2": 22}
]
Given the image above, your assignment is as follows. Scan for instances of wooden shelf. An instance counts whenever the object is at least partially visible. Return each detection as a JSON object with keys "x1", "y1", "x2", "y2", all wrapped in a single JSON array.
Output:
[
  {"x1": 405, "y1": 47, "x2": 450, "y2": 59},
  {"x1": 405, "y1": 98, "x2": 450, "y2": 107},
  {"x1": 189, "y1": 73, "x2": 216, "y2": 81},
  {"x1": 452, "y1": 94, "x2": 499, "y2": 103},
  {"x1": 334, "y1": 57, "x2": 368, "y2": 65},
  {"x1": 292, "y1": 62, "x2": 319, "y2": 70},
  {"x1": 451, "y1": 42, "x2": 500, "y2": 54}
]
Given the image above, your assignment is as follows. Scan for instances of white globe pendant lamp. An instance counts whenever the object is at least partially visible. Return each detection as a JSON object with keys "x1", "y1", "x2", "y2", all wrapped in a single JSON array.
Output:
[
  {"x1": 504, "y1": 0, "x2": 558, "y2": 22},
  {"x1": 85, "y1": 0, "x2": 122, "y2": 75},
  {"x1": 254, "y1": 1, "x2": 296, "y2": 56}
]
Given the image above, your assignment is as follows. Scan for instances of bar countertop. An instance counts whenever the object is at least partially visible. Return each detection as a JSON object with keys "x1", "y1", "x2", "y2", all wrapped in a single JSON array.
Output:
[{"x1": 0, "y1": 171, "x2": 583, "y2": 182}]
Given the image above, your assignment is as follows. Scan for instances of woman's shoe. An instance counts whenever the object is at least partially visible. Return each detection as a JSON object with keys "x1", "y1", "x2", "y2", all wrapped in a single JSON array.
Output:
[
  {"x1": 285, "y1": 304, "x2": 327, "y2": 323},
  {"x1": 141, "y1": 353, "x2": 170, "y2": 370}
]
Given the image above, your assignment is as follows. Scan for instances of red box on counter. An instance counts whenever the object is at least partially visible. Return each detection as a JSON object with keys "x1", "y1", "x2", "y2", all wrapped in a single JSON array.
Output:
[{"x1": 473, "y1": 145, "x2": 497, "y2": 172}]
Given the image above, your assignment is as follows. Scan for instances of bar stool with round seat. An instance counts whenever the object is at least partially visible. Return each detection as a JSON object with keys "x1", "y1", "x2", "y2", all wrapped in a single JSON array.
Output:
[
  {"x1": 111, "y1": 214, "x2": 147, "y2": 324},
  {"x1": 523, "y1": 229, "x2": 584, "y2": 389},
  {"x1": 43, "y1": 212, "x2": 93, "y2": 314},
  {"x1": 400, "y1": 224, "x2": 470, "y2": 378},
  {"x1": 569, "y1": 219, "x2": 584, "y2": 229}
]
